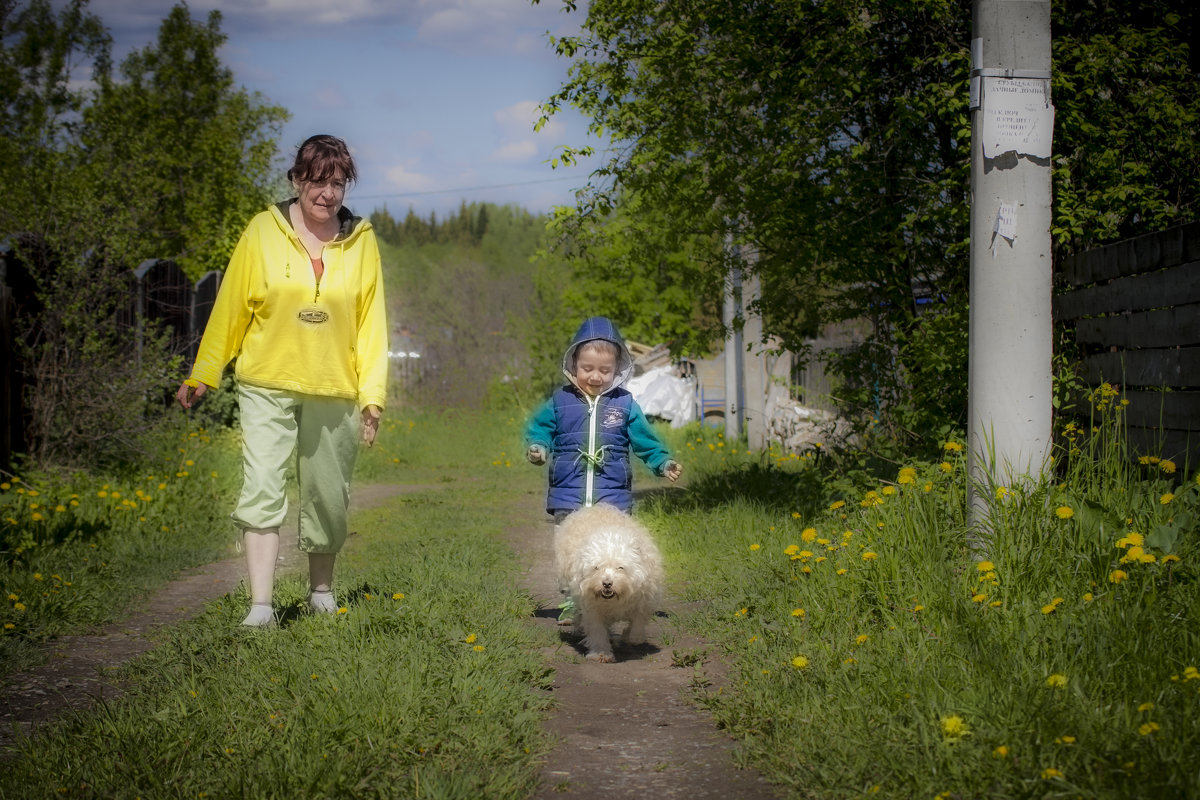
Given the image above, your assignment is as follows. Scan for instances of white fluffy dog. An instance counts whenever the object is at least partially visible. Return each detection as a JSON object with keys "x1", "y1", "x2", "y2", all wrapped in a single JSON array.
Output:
[{"x1": 555, "y1": 503, "x2": 665, "y2": 663}]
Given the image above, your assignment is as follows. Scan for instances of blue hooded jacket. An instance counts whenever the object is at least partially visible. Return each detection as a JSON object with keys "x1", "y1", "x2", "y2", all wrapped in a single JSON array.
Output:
[{"x1": 525, "y1": 317, "x2": 673, "y2": 513}]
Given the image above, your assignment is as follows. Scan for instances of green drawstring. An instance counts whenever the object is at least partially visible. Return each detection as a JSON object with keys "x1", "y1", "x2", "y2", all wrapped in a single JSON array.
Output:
[{"x1": 575, "y1": 444, "x2": 610, "y2": 469}]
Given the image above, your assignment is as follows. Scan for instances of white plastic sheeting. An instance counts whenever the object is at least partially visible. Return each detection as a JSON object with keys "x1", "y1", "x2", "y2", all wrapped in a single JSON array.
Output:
[{"x1": 627, "y1": 365, "x2": 698, "y2": 428}]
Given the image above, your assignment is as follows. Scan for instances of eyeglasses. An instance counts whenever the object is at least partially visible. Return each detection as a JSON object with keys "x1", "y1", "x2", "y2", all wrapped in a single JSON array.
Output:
[{"x1": 307, "y1": 179, "x2": 347, "y2": 194}]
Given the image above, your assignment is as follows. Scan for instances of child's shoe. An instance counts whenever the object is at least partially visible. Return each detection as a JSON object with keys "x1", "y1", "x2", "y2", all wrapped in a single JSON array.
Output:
[{"x1": 308, "y1": 590, "x2": 338, "y2": 615}]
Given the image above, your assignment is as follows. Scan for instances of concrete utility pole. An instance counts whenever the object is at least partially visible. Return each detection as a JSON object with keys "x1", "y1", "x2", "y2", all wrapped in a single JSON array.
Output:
[
  {"x1": 967, "y1": 0, "x2": 1054, "y2": 530},
  {"x1": 723, "y1": 261, "x2": 743, "y2": 440},
  {"x1": 741, "y1": 270, "x2": 767, "y2": 451}
]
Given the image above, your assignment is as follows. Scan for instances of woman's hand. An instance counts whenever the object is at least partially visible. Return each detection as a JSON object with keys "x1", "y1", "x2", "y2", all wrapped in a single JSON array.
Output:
[
  {"x1": 176, "y1": 381, "x2": 207, "y2": 409},
  {"x1": 361, "y1": 405, "x2": 382, "y2": 446}
]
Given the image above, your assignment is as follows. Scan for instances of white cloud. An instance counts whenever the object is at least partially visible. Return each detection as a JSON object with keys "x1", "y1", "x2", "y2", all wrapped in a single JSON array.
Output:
[
  {"x1": 489, "y1": 100, "x2": 563, "y2": 162},
  {"x1": 384, "y1": 163, "x2": 439, "y2": 194},
  {"x1": 491, "y1": 140, "x2": 538, "y2": 162}
]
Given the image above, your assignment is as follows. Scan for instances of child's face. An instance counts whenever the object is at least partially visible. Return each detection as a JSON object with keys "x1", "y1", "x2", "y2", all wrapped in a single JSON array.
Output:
[{"x1": 573, "y1": 347, "x2": 617, "y2": 396}]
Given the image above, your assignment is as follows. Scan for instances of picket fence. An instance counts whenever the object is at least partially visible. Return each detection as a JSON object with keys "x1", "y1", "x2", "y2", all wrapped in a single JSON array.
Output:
[{"x1": 0, "y1": 247, "x2": 220, "y2": 471}]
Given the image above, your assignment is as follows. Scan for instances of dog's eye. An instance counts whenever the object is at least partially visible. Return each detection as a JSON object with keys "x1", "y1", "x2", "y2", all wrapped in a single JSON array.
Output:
[{"x1": 617, "y1": 566, "x2": 625, "y2": 570}]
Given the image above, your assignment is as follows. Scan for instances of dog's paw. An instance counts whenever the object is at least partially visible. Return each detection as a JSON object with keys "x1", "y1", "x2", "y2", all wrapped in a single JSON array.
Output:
[{"x1": 586, "y1": 651, "x2": 615, "y2": 663}]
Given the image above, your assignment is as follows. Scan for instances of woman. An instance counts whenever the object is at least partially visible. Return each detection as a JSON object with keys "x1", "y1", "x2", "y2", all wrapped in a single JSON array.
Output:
[{"x1": 177, "y1": 134, "x2": 388, "y2": 627}]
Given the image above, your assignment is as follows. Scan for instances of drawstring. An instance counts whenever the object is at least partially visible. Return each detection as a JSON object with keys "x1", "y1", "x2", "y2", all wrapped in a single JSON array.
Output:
[{"x1": 574, "y1": 444, "x2": 610, "y2": 470}]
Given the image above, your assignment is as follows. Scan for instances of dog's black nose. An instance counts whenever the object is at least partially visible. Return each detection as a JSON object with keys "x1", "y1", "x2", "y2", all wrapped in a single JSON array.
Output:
[{"x1": 602, "y1": 579, "x2": 613, "y2": 589}]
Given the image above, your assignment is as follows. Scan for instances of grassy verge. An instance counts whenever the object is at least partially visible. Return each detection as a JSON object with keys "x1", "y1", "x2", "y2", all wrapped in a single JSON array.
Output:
[
  {"x1": 1, "y1": 419, "x2": 243, "y2": 675},
  {"x1": 646, "y1": 396, "x2": 1199, "y2": 798},
  {"x1": 1, "y1": 410, "x2": 556, "y2": 798}
]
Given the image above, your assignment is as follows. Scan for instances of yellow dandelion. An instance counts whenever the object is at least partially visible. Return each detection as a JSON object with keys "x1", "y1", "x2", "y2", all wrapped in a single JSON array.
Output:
[
  {"x1": 1160, "y1": 459, "x2": 1176, "y2": 474},
  {"x1": 836, "y1": 568, "x2": 847, "y2": 575},
  {"x1": 897, "y1": 467, "x2": 916, "y2": 484},
  {"x1": 1055, "y1": 506, "x2": 1074, "y2": 519},
  {"x1": 749, "y1": 543, "x2": 760, "y2": 551},
  {"x1": 465, "y1": 633, "x2": 477, "y2": 643},
  {"x1": 862, "y1": 551, "x2": 877, "y2": 561},
  {"x1": 473, "y1": 645, "x2": 485, "y2": 652},
  {"x1": 1046, "y1": 673, "x2": 1068, "y2": 688},
  {"x1": 976, "y1": 560, "x2": 995, "y2": 572},
  {"x1": 995, "y1": 486, "x2": 1009, "y2": 500},
  {"x1": 913, "y1": 605, "x2": 925, "y2": 612},
  {"x1": 1137, "y1": 702, "x2": 1154, "y2": 712},
  {"x1": 791, "y1": 655, "x2": 809, "y2": 669},
  {"x1": 1138, "y1": 722, "x2": 1160, "y2": 736},
  {"x1": 1109, "y1": 570, "x2": 1128, "y2": 584},
  {"x1": 336, "y1": 607, "x2": 348, "y2": 615},
  {"x1": 13, "y1": 602, "x2": 25, "y2": 611},
  {"x1": 855, "y1": 634, "x2": 869, "y2": 645},
  {"x1": 392, "y1": 592, "x2": 405, "y2": 600},
  {"x1": 829, "y1": 500, "x2": 845, "y2": 510},
  {"x1": 940, "y1": 715, "x2": 969, "y2": 737},
  {"x1": 1056, "y1": 735, "x2": 1076, "y2": 744},
  {"x1": 1160, "y1": 492, "x2": 1175, "y2": 505},
  {"x1": 801, "y1": 527, "x2": 817, "y2": 543},
  {"x1": 1041, "y1": 768, "x2": 1064, "y2": 780},
  {"x1": 993, "y1": 745, "x2": 1009, "y2": 758},
  {"x1": 784, "y1": 544, "x2": 800, "y2": 556},
  {"x1": 1163, "y1": 554, "x2": 1180, "y2": 565},
  {"x1": 791, "y1": 608, "x2": 805, "y2": 618},
  {"x1": 881, "y1": 486, "x2": 896, "y2": 496},
  {"x1": 943, "y1": 441, "x2": 963, "y2": 452}
]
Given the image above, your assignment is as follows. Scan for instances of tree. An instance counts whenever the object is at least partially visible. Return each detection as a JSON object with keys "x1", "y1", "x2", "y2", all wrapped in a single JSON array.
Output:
[
  {"x1": 78, "y1": 4, "x2": 287, "y2": 278},
  {"x1": 537, "y1": 0, "x2": 1200, "y2": 441},
  {"x1": 0, "y1": 1, "x2": 288, "y2": 465}
]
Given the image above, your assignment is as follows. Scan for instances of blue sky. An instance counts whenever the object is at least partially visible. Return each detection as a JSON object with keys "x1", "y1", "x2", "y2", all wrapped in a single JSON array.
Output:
[{"x1": 85, "y1": 0, "x2": 598, "y2": 220}]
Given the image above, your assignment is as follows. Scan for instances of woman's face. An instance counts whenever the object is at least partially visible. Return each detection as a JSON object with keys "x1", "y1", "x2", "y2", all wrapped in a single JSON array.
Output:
[{"x1": 296, "y1": 173, "x2": 347, "y2": 227}]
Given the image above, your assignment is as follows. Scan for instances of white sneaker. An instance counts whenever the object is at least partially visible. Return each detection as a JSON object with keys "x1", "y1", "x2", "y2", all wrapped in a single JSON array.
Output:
[
  {"x1": 308, "y1": 590, "x2": 338, "y2": 615},
  {"x1": 241, "y1": 603, "x2": 275, "y2": 627}
]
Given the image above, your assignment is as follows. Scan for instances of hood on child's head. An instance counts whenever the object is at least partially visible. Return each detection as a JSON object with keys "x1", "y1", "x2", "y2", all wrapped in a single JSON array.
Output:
[{"x1": 561, "y1": 316, "x2": 635, "y2": 392}]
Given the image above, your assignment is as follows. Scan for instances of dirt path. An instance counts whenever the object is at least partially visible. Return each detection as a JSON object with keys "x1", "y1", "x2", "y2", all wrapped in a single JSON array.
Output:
[
  {"x1": 1, "y1": 483, "x2": 782, "y2": 799},
  {"x1": 512, "y1": 502, "x2": 781, "y2": 800}
]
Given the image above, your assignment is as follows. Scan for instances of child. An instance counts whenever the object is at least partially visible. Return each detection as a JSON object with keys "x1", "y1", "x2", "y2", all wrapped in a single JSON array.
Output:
[{"x1": 525, "y1": 316, "x2": 682, "y2": 523}]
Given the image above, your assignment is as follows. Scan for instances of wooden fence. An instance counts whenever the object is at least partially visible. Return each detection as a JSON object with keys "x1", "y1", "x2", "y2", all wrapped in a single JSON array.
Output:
[
  {"x1": 1055, "y1": 221, "x2": 1200, "y2": 467},
  {"x1": 0, "y1": 244, "x2": 221, "y2": 472}
]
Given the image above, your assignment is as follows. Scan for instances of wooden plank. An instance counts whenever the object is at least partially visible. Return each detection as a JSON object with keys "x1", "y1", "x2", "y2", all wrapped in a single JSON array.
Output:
[
  {"x1": 1073, "y1": 304, "x2": 1200, "y2": 349},
  {"x1": 1054, "y1": 260, "x2": 1200, "y2": 321},
  {"x1": 1125, "y1": 425, "x2": 1199, "y2": 470},
  {"x1": 1059, "y1": 221, "x2": 1200, "y2": 286},
  {"x1": 1120, "y1": 390, "x2": 1200, "y2": 431},
  {"x1": 1080, "y1": 348, "x2": 1200, "y2": 389}
]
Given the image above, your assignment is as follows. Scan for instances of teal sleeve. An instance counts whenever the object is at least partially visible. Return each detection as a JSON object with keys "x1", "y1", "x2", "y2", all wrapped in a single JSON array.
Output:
[
  {"x1": 627, "y1": 401, "x2": 673, "y2": 474},
  {"x1": 525, "y1": 398, "x2": 557, "y2": 448}
]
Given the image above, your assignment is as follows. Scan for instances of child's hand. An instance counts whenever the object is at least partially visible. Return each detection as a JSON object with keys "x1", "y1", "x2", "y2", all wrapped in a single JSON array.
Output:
[
  {"x1": 664, "y1": 460, "x2": 682, "y2": 482},
  {"x1": 527, "y1": 444, "x2": 547, "y2": 465}
]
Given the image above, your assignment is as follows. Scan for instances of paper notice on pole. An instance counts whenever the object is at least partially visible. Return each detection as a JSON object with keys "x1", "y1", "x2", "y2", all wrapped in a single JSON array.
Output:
[
  {"x1": 994, "y1": 203, "x2": 1017, "y2": 243},
  {"x1": 982, "y1": 78, "x2": 1053, "y2": 159}
]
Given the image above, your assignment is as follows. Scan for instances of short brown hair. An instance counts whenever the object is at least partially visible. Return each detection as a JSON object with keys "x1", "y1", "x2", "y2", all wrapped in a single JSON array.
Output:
[{"x1": 287, "y1": 134, "x2": 358, "y2": 185}]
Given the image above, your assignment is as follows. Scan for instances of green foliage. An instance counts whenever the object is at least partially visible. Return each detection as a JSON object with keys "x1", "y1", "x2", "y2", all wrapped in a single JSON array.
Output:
[
  {"x1": 375, "y1": 205, "x2": 576, "y2": 411},
  {"x1": 0, "y1": 1, "x2": 287, "y2": 467},
  {"x1": 540, "y1": 0, "x2": 1200, "y2": 439},
  {"x1": 0, "y1": 418, "x2": 241, "y2": 671},
  {"x1": 643, "y1": 409, "x2": 1198, "y2": 798},
  {"x1": 0, "y1": 413, "x2": 552, "y2": 799}
]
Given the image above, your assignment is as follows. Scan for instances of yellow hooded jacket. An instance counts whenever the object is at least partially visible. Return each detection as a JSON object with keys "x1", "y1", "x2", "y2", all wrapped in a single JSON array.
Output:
[{"x1": 187, "y1": 201, "x2": 388, "y2": 410}]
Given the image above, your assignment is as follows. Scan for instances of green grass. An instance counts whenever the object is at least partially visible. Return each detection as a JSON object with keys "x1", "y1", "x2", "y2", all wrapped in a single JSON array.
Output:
[
  {"x1": 0, "y1": 420, "x2": 244, "y2": 674},
  {"x1": 645, "y1": 399, "x2": 1200, "y2": 799},
  {"x1": 4, "y1": 395, "x2": 1197, "y2": 798},
  {"x1": 0, "y1": 410, "x2": 555, "y2": 799}
]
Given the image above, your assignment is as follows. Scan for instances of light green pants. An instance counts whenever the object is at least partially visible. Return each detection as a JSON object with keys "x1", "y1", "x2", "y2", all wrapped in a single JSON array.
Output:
[{"x1": 232, "y1": 384, "x2": 359, "y2": 553}]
